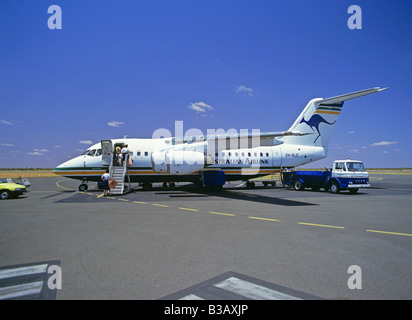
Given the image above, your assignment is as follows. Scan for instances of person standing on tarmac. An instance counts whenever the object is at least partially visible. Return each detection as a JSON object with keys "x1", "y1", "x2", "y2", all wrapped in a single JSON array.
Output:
[{"x1": 101, "y1": 169, "x2": 110, "y2": 196}]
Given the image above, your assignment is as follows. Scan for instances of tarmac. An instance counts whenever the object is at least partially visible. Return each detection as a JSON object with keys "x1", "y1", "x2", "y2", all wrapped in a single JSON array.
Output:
[{"x1": 0, "y1": 173, "x2": 411, "y2": 300}]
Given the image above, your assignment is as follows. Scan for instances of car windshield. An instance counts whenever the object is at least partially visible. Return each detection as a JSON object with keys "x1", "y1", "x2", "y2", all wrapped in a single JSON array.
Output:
[
  {"x1": 347, "y1": 162, "x2": 365, "y2": 172},
  {"x1": 0, "y1": 179, "x2": 6, "y2": 183}
]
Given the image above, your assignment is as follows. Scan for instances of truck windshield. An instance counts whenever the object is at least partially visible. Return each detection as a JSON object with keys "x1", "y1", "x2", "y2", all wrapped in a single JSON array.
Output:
[{"x1": 347, "y1": 162, "x2": 365, "y2": 172}]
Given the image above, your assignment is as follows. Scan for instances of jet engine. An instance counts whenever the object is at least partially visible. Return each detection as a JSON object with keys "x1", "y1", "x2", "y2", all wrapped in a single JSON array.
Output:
[{"x1": 151, "y1": 150, "x2": 205, "y2": 175}]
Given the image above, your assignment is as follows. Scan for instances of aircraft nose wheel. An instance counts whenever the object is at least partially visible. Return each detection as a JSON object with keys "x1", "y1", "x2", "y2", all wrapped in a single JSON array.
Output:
[{"x1": 79, "y1": 184, "x2": 88, "y2": 191}]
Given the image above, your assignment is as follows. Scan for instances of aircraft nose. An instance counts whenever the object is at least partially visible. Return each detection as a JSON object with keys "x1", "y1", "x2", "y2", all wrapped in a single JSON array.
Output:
[
  {"x1": 53, "y1": 156, "x2": 82, "y2": 174},
  {"x1": 53, "y1": 160, "x2": 67, "y2": 175}
]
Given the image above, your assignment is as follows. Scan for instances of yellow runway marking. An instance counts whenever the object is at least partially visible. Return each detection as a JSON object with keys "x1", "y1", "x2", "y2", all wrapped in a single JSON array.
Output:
[
  {"x1": 152, "y1": 204, "x2": 169, "y2": 207},
  {"x1": 249, "y1": 217, "x2": 280, "y2": 222},
  {"x1": 210, "y1": 211, "x2": 235, "y2": 217},
  {"x1": 366, "y1": 229, "x2": 412, "y2": 237},
  {"x1": 56, "y1": 179, "x2": 74, "y2": 191},
  {"x1": 299, "y1": 222, "x2": 344, "y2": 229},
  {"x1": 178, "y1": 207, "x2": 199, "y2": 212},
  {"x1": 96, "y1": 193, "x2": 105, "y2": 198},
  {"x1": 133, "y1": 201, "x2": 146, "y2": 204},
  {"x1": 118, "y1": 198, "x2": 129, "y2": 202}
]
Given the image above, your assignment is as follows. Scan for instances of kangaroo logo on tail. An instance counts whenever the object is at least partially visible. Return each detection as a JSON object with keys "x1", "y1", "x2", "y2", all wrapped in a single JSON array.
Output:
[{"x1": 300, "y1": 114, "x2": 336, "y2": 143}]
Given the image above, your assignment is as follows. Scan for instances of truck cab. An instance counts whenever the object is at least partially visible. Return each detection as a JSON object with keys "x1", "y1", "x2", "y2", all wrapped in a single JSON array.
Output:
[
  {"x1": 281, "y1": 159, "x2": 370, "y2": 194},
  {"x1": 331, "y1": 159, "x2": 370, "y2": 193}
]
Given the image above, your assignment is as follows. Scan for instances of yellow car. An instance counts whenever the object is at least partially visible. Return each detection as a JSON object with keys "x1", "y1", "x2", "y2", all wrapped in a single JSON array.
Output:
[{"x1": 0, "y1": 179, "x2": 27, "y2": 199}]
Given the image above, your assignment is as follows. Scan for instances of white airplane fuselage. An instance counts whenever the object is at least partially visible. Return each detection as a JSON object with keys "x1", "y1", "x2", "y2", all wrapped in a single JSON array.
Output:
[{"x1": 53, "y1": 138, "x2": 327, "y2": 183}]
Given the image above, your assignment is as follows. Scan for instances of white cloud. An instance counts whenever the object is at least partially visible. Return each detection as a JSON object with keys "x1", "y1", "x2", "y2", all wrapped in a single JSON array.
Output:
[
  {"x1": 348, "y1": 130, "x2": 355, "y2": 134},
  {"x1": 27, "y1": 151, "x2": 43, "y2": 156},
  {"x1": 369, "y1": 141, "x2": 398, "y2": 147},
  {"x1": 54, "y1": 145, "x2": 62, "y2": 148},
  {"x1": 188, "y1": 102, "x2": 214, "y2": 114},
  {"x1": 34, "y1": 148, "x2": 49, "y2": 152},
  {"x1": 235, "y1": 85, "x2": 255, "y2": 96},
  {"x1": 79, "y1": 140, "x2": 94, "y2": 145},
  {"x1": 348, "y1": 149, "x2": 359, "y2": 153},
  {"x1": 1, "y1": 143, "x2": 14, "y2": 147},
  {"x1": 0, "y1": 120, "x2": 13, "y2": 125},
  {"x1": 108, "y1": 121, "x2": 124, "y2": 127}
]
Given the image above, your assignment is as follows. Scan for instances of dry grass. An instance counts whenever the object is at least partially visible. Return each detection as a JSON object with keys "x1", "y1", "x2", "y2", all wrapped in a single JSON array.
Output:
[{"x1": 0, "y1": 170, "x2": 58, "y2": 179}]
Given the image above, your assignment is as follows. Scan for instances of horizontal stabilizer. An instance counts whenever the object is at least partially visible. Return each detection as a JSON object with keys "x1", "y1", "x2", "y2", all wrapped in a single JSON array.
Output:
[{"x1": 317, "y1": 87, "x2": 388, "y2": 106}]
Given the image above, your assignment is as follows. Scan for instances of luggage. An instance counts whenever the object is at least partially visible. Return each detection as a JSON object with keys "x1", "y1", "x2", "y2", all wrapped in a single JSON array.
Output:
[{"x1": 108, "y1": 178, "x2": 118, "y2": 189}]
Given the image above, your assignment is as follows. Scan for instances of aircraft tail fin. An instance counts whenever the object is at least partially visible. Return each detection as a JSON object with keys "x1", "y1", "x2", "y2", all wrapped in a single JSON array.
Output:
[{"x1": 279, "y1": 87, "x2": 387, "y2": 148}]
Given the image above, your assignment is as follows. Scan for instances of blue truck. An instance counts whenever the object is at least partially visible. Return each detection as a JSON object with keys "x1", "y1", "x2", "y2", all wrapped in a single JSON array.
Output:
[{"x1": 281, "y1": 159, "x2": 370, "y2": 194}]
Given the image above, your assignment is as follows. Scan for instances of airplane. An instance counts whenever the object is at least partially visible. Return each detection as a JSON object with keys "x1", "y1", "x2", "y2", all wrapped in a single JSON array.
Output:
[{"x1": 53, "y1": 87, "x2": 387, "y2": 192}]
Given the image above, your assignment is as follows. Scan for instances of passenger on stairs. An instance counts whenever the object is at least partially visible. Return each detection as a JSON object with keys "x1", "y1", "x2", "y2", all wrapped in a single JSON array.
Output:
[
  {"x1": 121, "y1": 144, "x2": 130, "y2": 166},
  {"x1": 115, "y1": 146, "x2": 122, "y2": 166}
]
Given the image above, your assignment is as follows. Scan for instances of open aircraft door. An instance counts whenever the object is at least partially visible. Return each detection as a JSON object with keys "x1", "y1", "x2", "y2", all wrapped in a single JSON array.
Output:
[{"x1": 101, "y1": 140, "x2": 113, "y2": 166}]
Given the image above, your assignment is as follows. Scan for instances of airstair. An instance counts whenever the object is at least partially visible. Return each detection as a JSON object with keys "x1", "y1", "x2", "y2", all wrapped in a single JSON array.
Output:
[{"x1": 109, "y1": 154, "x2": 132, "y2": 195}]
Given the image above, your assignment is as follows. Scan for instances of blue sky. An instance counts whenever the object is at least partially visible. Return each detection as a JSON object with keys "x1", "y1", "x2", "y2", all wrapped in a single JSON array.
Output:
[{"x1": 0, "y1": 0, "x2": 411, "y2": 168}]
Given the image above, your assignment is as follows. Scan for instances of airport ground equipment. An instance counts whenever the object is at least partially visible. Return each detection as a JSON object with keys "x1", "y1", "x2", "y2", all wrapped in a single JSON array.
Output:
[
  {"x1": 245, "y1": 174, "x2": 278, "y2": 188},
  {"x1": 281, "y1": 159, "x2": 369, "y2": 194},
  {"x1": 199, "y1": 169, "x2": 225, "y2": 190}
]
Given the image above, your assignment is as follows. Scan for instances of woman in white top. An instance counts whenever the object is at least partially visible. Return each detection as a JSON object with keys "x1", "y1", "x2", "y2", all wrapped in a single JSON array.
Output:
[{"x1": 101, "y1": 169, "x2": 111, "y2": 196}]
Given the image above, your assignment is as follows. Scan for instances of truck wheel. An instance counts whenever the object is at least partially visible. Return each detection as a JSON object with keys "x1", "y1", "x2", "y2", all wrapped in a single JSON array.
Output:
[
  {"x1": 79, "y1": 184, "x2": 88, "y2": 192},
  {"x1": 330, "y1": 182, "x2": 340, "y2": 194},
  {"x1": 294, "y1": 180, "x2": 304, "y2": 191}
]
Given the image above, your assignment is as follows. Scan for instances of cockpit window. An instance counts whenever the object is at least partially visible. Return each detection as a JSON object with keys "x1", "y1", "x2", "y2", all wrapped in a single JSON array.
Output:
[
  {"x1": 86, "y1": 149, "x2": 96, "y2": 157},
  {"x1": 95, "y1": 149, "x2": 102, "y2": 156}
]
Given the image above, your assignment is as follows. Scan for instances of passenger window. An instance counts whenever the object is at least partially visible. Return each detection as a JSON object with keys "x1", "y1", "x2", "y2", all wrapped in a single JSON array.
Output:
[
  {"x1": 241, "y1": 152, "x2": 245, "y2": 157},
  {"x1": 228, "y1": 152, "x2": 231, "y2": 157},
  {"x1": 144, "y1": 151, "x2": 148, "y2": 156},
  {"x1": 266, "y1": 153, "x2": 269, "y2": 157},
  {"x1": 137, "y1": 151, "x2": 141, "y2": 156},
  {"x1": 260, "y1": 152, "x2": 263, "y2": 157},
  {"x1": 235, "y1": 152, "x2": 238, "y2": 157},
  {"x1": 248, "y1": 152, "x2": 251, "y2": 157}
]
